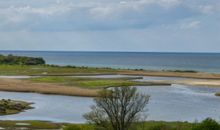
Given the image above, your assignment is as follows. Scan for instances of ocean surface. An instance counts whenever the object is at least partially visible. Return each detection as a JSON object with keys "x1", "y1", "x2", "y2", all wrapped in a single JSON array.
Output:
[{"x1": 0, "y1": 51, "x2": 220, "y2": 73}]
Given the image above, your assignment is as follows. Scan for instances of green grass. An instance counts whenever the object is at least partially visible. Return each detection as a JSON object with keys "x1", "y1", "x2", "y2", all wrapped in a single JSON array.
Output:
[
  {"x1": 2, "y1": 120, "x2": 218, "y2": 130},
  {"x1": 135, "y1": 121, "x2": 193, "y2": 130},
  {"x1": 0, "y1": 65, "x2": 118, "y2": 76},
  {"x1": 63, "y1": 124, "x2": 95, "y2": 130},
  {"x1": 0, "y1": 120, "x2": 61, "y2": 129},
  {"x1": 63, "y1": 121, "x2": 194, "y2": 130},
  {"x1": 29, "y1": 76, "x2": 150, "y2": 89}
]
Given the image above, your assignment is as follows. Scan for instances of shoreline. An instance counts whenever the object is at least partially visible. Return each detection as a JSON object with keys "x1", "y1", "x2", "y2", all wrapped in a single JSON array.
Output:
[
  {"x1": 0, "y1": 73, "x2": 220, "y2": 97},
  {"x1": 1, "y1": 65, "x2": 220, "y2": 97},
  {"x1": 119, "y1": 70, "x2": 220, "y2": 79}
]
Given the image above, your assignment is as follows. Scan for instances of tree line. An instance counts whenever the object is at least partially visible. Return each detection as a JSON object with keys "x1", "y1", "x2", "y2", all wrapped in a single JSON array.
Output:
[{"x1": 0, "y1": 54, "x2": 45, "y2": 65}]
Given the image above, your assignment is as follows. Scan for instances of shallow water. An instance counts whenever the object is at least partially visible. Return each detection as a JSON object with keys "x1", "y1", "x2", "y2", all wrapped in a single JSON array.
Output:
[
  {"x1": 0, "y1": 84, "x2": 220, "y2": 123},
  {"x1": 139, "y1": 84, "x2": 220, "y2": 122},
  {"x1": 0, "y1": 92, "x2": 93, "y2": 123}
]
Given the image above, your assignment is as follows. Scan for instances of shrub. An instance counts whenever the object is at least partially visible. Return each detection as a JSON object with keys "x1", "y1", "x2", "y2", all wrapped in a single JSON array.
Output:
[
  {"x1": 0, "y1": 54, "x2": 45, "y2": 65},
  {"x1": 192, "y1": 118, "x2": 220, "y2": 130},
  {"x1": 149, "y1": 124, "x2": 175, "y2": 130},
  {"x1": 63, "y1": 124, "x2": 95, "y2": 130},
  {"x1": 64, "y1": 125, "x2": 81, "y2": 130}
]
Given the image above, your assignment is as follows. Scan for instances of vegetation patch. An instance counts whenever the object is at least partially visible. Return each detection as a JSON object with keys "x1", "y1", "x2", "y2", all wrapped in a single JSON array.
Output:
[
  {"x1": 63, "y1": 120, "x2": 220, "y2": 130},
  {"x1": 215, "y1": 92, "x2": 220, "y2": 96},
  {"x1": 163, "y1": 70, "x2": 198, "y2": 73},
  {"x1": 0, "y1": 120, "x2": 61, "y2": 129},
  {"x1": 0, "y1": 99, "x2": 33, "y2": 115},
  {"x1": 63, "y1": 124, "x2": 95, "y2": 130},
  {"x1": 0, "y1": 55, "x2": 45, "y2": 65},
  {"x1": 0, "y1": 65, "x2": 117, "y2": 76},
  {"x1": 29, "y1": 76, "x2": 166, "y2": 89},
  {"x1": 0, "y1": 119, "x2": 219, "y2": 130}
]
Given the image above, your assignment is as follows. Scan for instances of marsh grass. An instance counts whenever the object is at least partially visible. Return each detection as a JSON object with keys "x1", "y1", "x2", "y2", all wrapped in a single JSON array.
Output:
[
  {"x1": 29, "y1": 76, "x2": 148, "y2": 89},
  {"x1": 63, "y1": 121, "x2": 194, "y2": 130},
  {"x1": 0, "y1": 65, "x2": 117, "y2": 76},
  {"x1": 0, "y1": 119, "x2": 218, "y2": 130},
  {"x1": 0, "y1": 121, "x2": 61, "y2": 129},
  {"x1": 1, "y1": 65, "x2": 220, "y2": 80}
]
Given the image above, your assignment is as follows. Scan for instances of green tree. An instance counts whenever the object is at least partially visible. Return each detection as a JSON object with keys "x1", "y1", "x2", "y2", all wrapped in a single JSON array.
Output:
[
  {"x1": 192, "y1": 118, "x2": 220, "y2": 130},
  {"x1": 84, "y1": 87, "x2": 150, "y2": 130}
]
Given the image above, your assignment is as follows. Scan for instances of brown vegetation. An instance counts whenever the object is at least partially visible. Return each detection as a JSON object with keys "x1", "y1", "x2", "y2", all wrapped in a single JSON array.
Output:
[{"x1": 0, "y1": 78, "x2": 99, "y2": 97}]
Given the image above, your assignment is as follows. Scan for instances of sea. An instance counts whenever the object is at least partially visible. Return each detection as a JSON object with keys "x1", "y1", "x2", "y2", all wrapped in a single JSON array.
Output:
[{"x1": 0, "y1": 51, "x2": 220, "y2": 73}]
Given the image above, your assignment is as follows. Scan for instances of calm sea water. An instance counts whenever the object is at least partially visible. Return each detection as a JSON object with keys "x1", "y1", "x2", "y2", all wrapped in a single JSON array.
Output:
[{"x1": 0, "y1": 51, "x2": 220, "y2": 73}]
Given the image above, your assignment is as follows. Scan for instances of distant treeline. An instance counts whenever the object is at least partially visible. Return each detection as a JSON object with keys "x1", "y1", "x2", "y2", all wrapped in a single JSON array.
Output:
[{"x1": 0, "y1": 54, "x2": 45, "y2": 65}]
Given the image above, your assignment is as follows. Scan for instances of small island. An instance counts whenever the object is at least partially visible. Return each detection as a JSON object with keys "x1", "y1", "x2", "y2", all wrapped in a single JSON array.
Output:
[{"x1": 0, "y1": 99, "x2": 33, "y2": 115}]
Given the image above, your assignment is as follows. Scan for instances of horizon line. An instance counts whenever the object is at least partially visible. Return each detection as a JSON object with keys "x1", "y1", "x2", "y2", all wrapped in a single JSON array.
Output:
[{"x1": 0, "y1": 50, "x2": 220, "y2": 54}]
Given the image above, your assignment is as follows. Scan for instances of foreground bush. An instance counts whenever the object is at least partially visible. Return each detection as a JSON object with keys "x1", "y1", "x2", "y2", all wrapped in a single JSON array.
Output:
[
  {"x1": 192, "y1": 118, "x2": 220, "y2": 130},
  {"x1": 148, "y1": 124, "x2": 174, "y2": 130},
  {"x1": 63, "y1": 124, "x2": 95, "y2": 130}
]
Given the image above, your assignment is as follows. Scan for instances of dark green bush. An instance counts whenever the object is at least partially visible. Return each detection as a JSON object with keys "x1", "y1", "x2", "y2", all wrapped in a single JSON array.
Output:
[
  {"x1": 149, "y1": 124, "x2": 176, "y2": 130},
  {"x1": 64, "y1": 125, "x2": 81, "y2": 130},
  {"x1": 192, "y1": 118, "x2": 220, "y2": 130},
  {"x1": 63, "y1": 124, "x2": 95, "y2": 130},
  {"x1": 0, "y1": 54, "x2": 45, "y2": 65}
]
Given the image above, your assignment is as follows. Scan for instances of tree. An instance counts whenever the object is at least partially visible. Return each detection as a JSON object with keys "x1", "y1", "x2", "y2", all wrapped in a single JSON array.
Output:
[
  {"x1": 192, "y1": 118, "x2": 220, "y2": 130},
  {"x1": 84, "y1": 87, "x2": 150, "y2": 130},
  {"x1": 0, "y1": 54, "x2": 45, "y2": 65}
]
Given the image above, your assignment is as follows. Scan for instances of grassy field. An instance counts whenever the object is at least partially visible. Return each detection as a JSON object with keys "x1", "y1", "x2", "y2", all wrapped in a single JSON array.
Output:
[
  {"x1": 64, "y1": 121, "x2": 194, "y2": 130},
  {"x1": 29, "y1": 76, "x2": 164, "y2": 89},
  {"x1": 1, "y1": 65, "x2": 220, "y2": 80},
  {"x1": 0, "y1": 65, "x2": 118, "y2": 76},
  {"x1": 0, "y1": 120, "x2": 195, "y2": 130},
  {"x1": 0, "y1": 99, "x2": 33, "y2": 115},
  {"x1": 0, "y1": 120, "x2": 61, "y2": 130}
]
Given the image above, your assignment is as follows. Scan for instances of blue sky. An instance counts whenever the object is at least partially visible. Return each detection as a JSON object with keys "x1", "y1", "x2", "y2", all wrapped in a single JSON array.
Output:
[{"x1": 0, "y1": 0, "x2": 219, "y2": 52}]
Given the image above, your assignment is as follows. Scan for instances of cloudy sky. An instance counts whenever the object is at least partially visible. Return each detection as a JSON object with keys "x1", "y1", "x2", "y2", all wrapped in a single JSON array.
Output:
[{"x1": 0, "y1": 0, "x2": 219, "y2": 52}]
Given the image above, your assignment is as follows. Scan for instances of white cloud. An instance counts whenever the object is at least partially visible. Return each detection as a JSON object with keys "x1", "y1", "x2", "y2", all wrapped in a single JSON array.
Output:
[
  {"x1": 0, "y1": 0, "x2": 219, "y2": 52},
  {"x1": 157, "y1": 0, "x2": 182, "y2": 8},
  {"x1": 0, "y1": 0, "x2": 218, "y2": 31},
  {"x1": 180, "y1": 21, "x2": 201, "y2": 29},
  {"x1": 198, "y1": 5, "x2": 214, "y2": 14}
]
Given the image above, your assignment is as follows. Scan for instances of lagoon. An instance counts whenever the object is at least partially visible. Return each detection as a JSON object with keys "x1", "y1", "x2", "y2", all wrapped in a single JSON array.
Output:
[{"x1": 0, "y1": 82, "x2": 220, "y2": 123}]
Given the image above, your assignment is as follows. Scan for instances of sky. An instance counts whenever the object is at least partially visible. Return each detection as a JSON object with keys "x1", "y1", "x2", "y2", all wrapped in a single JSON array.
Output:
[{"x1": 0, "y1": 0, "x2": 219, "y2": 52}]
